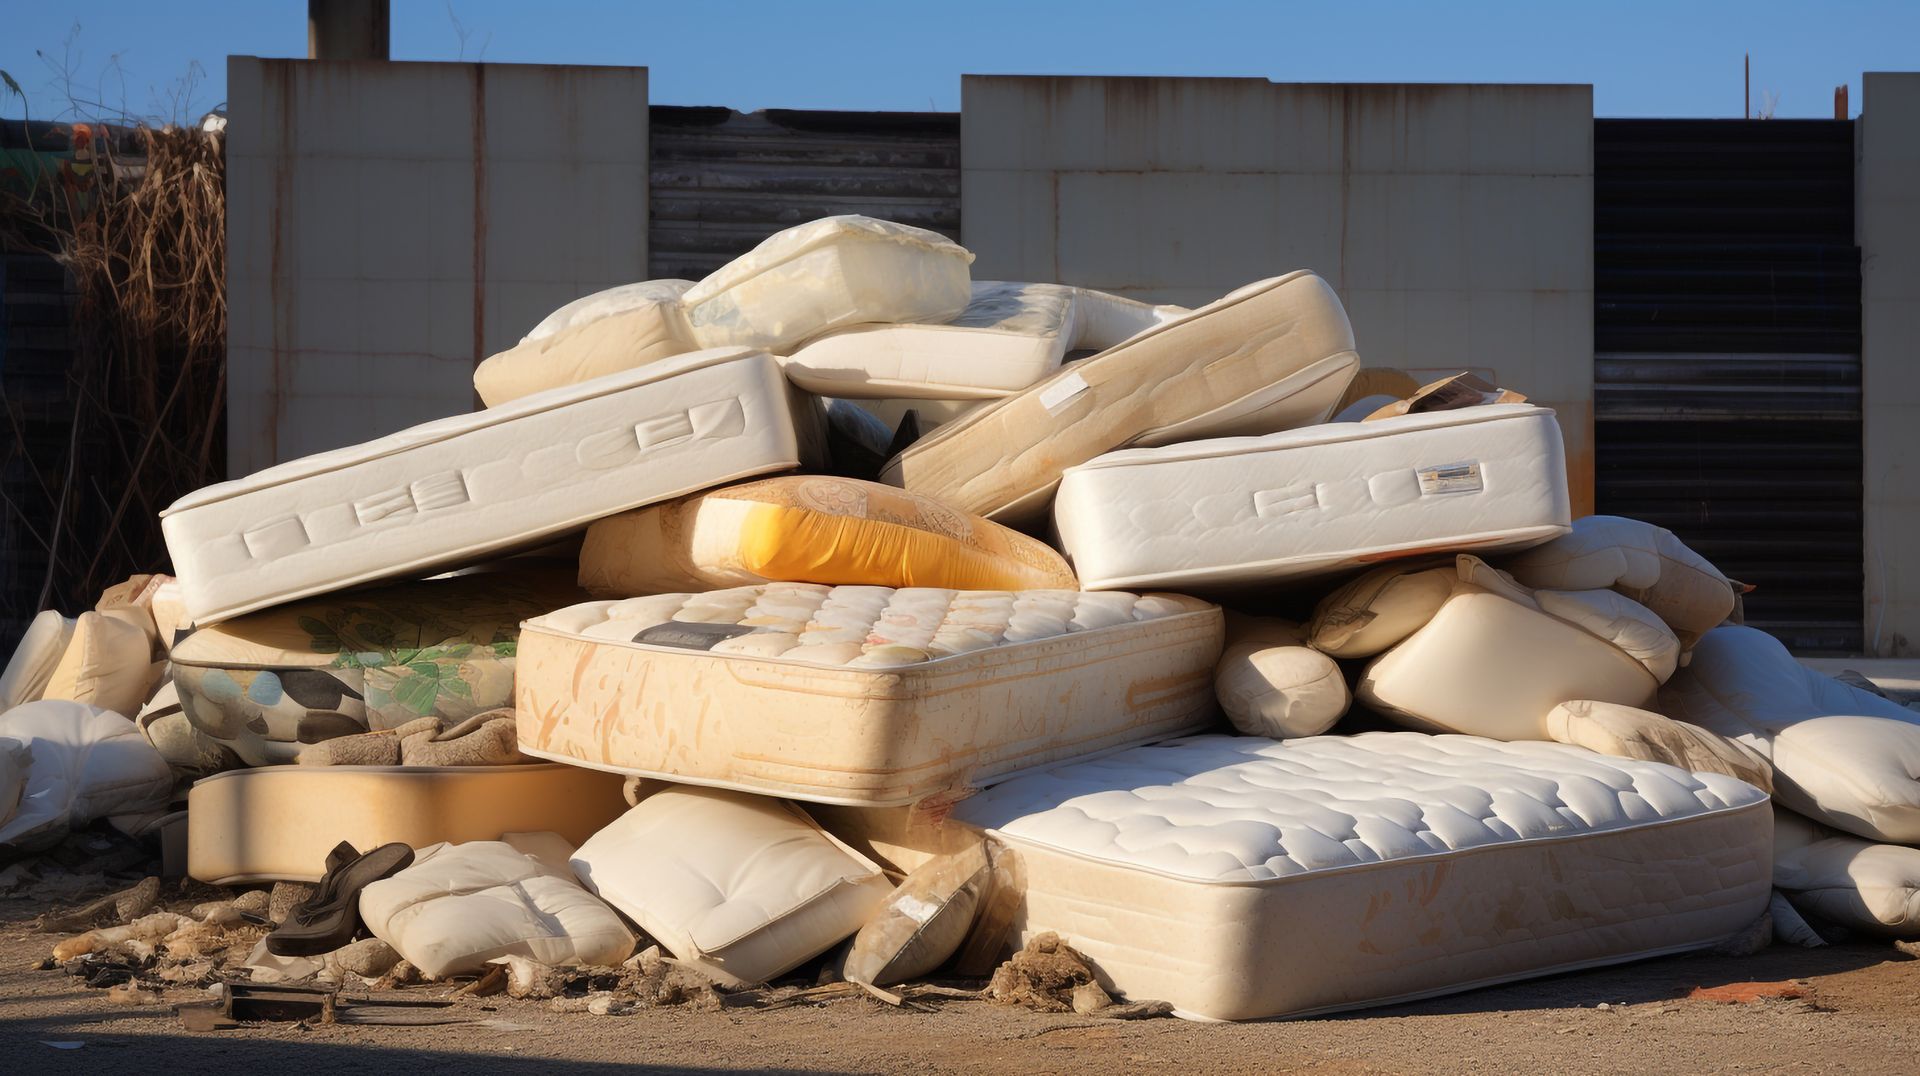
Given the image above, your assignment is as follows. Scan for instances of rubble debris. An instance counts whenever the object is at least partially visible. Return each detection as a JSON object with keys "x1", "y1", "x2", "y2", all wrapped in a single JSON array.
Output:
[
  {"x1": 267, "y1": 881, "x2": 315, "y2": 925},
  {"x1": 987, "y1": 933, "x2": 1096, "y2": 1013},
  {"x1": 1713, "y1": 912, "x2": 1774, "y2": 957},
  {"x1": 33, "y1": 876, "x2": 159, "y2": 932},
  {"x1": 1686, "y1": 980, "x2": 1809, "y2": 1004},
  {"x1": 335, "y1": 938, "x2": 401, "y2": 979}
]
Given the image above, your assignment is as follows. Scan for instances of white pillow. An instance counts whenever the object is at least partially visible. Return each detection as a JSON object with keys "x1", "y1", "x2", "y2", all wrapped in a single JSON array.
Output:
[
  {"x1": 0, "y1": 700, "x2": 173, "y2": 855},
  {"x1": 0, "y1": 609, "x2": 75, "y2": 709},
  {"x1": 571, "y1": 786, "x2": 891, "y2": 986},
  {"x1": 1215, "y1": 615, "x2": 1349, "y2": 738},
  {"x1": 42, "y1": 610, "x2": 164, "y2": 718},
  {"x1": 1773, "y1": 807, "x2": 1920, "y2": 937},
  {"x1": 359, "y1": 837, "x2": 635, "y2": 978},
  {"x1": 682, "y1": 216, "x2": 974, "y2": 353},
  {"x1": 474, "y1": 281, "x2": 698, "y2": 407}
]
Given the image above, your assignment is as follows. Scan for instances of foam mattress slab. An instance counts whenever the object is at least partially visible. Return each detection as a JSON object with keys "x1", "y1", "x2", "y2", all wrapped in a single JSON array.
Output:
[
  {"x1": 880, "y1": 272, "x2": 1361, "y2": 525},
  {"x1": 1055, "y1": 404, "x2": 1572, "y2": 590},
  {"x1": 782, "y1": 281, "x2": 1185, "y2": 400},
  {"x1": 185, "y1": 763, "x2": 630, "y2": 884},
  {"x1": 514, "y1": 584, "x2": 1224, "y2": 805},
  {"x1": 879, "y1": 733, "x2": 1771, "y2": 1020},
  {"x1": 163, "y1": 347, "x2": 813, "y2": 625}
]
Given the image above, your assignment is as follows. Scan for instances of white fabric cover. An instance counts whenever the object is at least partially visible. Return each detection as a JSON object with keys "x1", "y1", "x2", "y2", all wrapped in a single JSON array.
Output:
[
  {"x1": 162, "y1": 347, "x2": 814, "y2": 624},
  {"x1": 1214, "y1": 615, "x2": 1348, "y2": 738},
  {"x1": 1773, "y1": 808, "x2": 1920, "y2": 937},
  {"x1": 0, "y1": 700, "x2": 172, "y2": 854},
  {"x1": 945, "y1": 732, "x2": 1771, "y2": 1020},
  {"x1": 523, "y1": 279, "x2": 695, "y2": 342},
  {"x1": 571, "y1": 786, "x2": 891, "y2": 985},
  {"x1": 1353, "y1": 556, "x2": 1679, "y2": 741},
  {"x1": 359, "y1": 837, "x2": 636, "y2": 978},
  {"x1": 1544, "y1": 699, "x2": 1773, "y2": 792},
  {"x1": 1660, "y1": 626, "x2": 1920, "y2": 844},
  {"x1": 1307, "y1": 560, "x2": 1456, "y2": 658},
  {"x1": 782, "y1": 282, "x2": 1185, "y2": 399},
  {"x1": 1055, "y1": 404, "x2": 1571, "y2": 590},
  {"x1": 0, "y1": 610, "x2": 75, "y2": 710},
  {"x1": 1504, "y1": 515, "x2": 1737, "y2": 651},
  {"x1": 683, "y1": 216, "x2": 974, "y2": 352},
  {"x1": 474, "y1": 280, "x2": 698, "y2": 407}
]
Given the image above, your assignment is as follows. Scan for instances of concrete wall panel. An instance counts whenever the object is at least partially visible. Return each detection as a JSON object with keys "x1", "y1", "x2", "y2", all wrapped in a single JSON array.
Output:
[
  {"x1": 962, "y1": 76, "x2": 1596, "y2": 513},
  {"x1": 1859, "y1": 72, "x2": 1920, "y2": 655},
  {"x1": 226, "y1": 58, "x2": 649, "y2": 474}
]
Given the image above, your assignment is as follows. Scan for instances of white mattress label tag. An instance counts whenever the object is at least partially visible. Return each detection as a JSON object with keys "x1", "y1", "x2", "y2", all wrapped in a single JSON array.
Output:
[
  {"x1": 1038, "y1": 371, "x2": 1090, "y2": 415},
  {"x1": 1417, "y1": 461, "x2": 1484, "y2": 496}
]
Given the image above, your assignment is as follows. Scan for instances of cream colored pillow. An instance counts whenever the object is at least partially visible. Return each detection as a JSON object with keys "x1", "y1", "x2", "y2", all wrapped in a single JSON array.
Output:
[
  {"x1": 1503, "y1": 515, "x2": 1737, "y2": 652},
  {"x1": 571, "y1": 786, "x2": 891, "y2": 986},
  {"x1": 473, "y1": 282, "x2": 697, "y2": 407},
  {"x1": 1774, "y1": 807, "x2": 1920, "y2": 938},
  {"x1": 1306, "y1": 561, "x2": 1455, "y2": 658},
  {"x1": 0, "y1": 610, "x2": 76, "y2": 710},
  {"x1": 42, "y1": 610, "x2": 164, "y2": 718},
  {"x1": 1545, "y1": 699, "x2": 1772, "y2": 792},
  {"x1": 1216, "y1": 614, "x2": 1349, "y2": 738}
]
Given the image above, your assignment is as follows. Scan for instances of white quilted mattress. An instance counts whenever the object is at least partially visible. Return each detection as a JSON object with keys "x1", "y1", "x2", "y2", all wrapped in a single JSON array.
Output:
[
  {"x1": 514, "y1": 585, "x2": 1224, "y2": 805},
  {"x1": 162, "y1": 348, "x2": 810, "y2": 624},
  {"x1": 1054, "y1": 404, "x2": 1573, "y2": 590},
  {"x1": 949, "y1": 733, "x2": 1772, "y2": 1020}
]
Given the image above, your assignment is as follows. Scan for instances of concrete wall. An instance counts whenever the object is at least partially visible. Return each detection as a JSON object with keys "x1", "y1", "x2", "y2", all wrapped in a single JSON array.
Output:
[
  {"x1": 226, "y1": 58, "x2": 649, "y2": 474},
  {"x1": 961, "y1": 77, "x2": 1596, "y2": 514},
  {"x1": 1858, "y1": 72, "x2": 1920, "y2": 656}
]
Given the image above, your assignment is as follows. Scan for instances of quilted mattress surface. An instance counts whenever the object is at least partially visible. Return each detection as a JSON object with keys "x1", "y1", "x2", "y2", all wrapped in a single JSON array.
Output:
[
  {"x1": 949, "y1": 732, "x2": 1772, "y2": 1020},
  {"x1": 162, "y1": 347, "x2": 808, "y2": 624},
  {"x1": 1054, "y1": 403, "x2": 1572, "y2": 589},
  {"x1": 515, "y1": 584, "x2": 1224, "y2": 804}
]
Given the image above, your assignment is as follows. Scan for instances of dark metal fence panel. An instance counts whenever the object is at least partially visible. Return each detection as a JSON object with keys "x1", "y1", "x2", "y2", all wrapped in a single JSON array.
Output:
[
  {"x1": 1595, "y1": 119, "x2": 1862, "y2": 653},
  {"x1": 648, "y1": 106, "x2": 961, "y2": 280}
]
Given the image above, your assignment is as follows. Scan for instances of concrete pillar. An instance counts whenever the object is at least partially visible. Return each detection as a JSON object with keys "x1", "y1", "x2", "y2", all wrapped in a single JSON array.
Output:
[
  {"x1": 308, "y1": 0, "x2": 389, "y2": 61},
  {"x1": 960, "y1": 77, "x2": 1596, "y2": 514},
  {"x1": 1858, "y1": 72, "x2": 1920, "y2": 656}
]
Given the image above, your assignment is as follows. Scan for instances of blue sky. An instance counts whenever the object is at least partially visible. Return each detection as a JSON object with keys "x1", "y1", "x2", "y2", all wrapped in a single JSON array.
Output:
[{"x1": 1, "y1": 1, "x2": 1914, "y2": 123}]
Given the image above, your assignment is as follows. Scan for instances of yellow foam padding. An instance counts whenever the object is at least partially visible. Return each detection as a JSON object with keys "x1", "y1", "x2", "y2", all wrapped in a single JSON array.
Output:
[{"x1": 578, "y1": 475, "x2": 1078, "y2": 596}]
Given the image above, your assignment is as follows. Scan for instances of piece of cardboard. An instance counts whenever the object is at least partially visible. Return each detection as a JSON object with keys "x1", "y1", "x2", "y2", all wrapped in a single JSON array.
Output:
[{"x1": 1364, "y1": 372, "x2": 1527, "y2": 421}]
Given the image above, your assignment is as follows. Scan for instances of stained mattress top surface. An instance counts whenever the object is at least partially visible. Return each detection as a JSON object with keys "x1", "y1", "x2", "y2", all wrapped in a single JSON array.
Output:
[
  {"x1": 954, "y1": 732, "x2": 1768, "y2": 884},
  {"x1": 525, "y1": 583, "x2": 1214, "y2": 670}
]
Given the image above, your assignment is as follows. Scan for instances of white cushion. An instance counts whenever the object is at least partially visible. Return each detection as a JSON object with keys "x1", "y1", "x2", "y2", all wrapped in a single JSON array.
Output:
[
  {"x1": 0, "y1": 610, "x2": 75, "y2": 709},
  {"x1": 474, "y1": 281, "x2": 698, "y2": 407},
  {"x1": 1773, "y1": 807, "x2": 1920, "y2": 937},
  {"x1": 1544, "y1": 699, "x2": 1773, "y2": 792},
  {"x1": 1355, "y1": 557, "x2": 1676, "y2": 741},
  {"x1": 782, "y1": 282, "x2": 1183, "y2": 399},
  {"x1": 1660, "y1": 626, "x2": 1920, "y2": 844},
  {"x1": 1215, "y1": 615, "x2": 1348, "y2": 738},
  {"x1": 359, "y1": 836, "x2": 635, "y2": 978},
  {"x1": 523, "y1": 279, "x2": 695, "y2": 342},
  {"x1": 0, "y1": 700, "x2": 172, "y2": 854},
  {"x1": 682, "y1": 216, "x2": 974, "y2": 352},
  {"x1": 42, "y1": 610, "x2": 164, "y2": 718},
  {"x1": 1503, "y1": 515, "x2": 1737, "y2": 651},
  {"x1": 571, "y1": 786, "x2": 891, "y2": 985}
]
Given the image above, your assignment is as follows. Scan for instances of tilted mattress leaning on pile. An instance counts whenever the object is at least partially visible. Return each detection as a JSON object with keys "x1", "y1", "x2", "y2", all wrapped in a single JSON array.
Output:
[{"x1": 12, "y1": 212, "x2": 1910, "y2": 1020}]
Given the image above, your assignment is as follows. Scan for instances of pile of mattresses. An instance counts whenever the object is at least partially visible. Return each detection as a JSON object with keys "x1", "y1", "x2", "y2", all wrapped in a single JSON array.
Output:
[{"x1": 8, "y1": 212, "x2": 1901, "y2": 1023}]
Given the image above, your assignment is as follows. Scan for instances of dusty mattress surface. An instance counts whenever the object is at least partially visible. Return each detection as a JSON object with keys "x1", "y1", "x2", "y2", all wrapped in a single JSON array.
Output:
[
  {"x1": 514, "y1": 584, "x2": 1224, "y2": 805},
  {"x1": 161, "y1": 347, "x2": 805, "y2": 624},
  {"x1": 1055, "y1": 403, "x2": 1572, "y2": 589},
  {"x1": 946, "y1": 732, "x2": 1772, "y2": 1020}
]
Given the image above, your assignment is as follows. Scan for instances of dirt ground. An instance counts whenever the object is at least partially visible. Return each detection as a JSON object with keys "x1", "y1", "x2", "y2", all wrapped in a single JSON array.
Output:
[{"x1": 4, "y1": 904, "x2": 1918, "y2": 1076}]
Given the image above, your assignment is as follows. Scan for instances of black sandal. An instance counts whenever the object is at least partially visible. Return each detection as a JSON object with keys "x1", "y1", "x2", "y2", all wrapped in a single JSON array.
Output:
[{"x1": 265, "y1": 841, "x2": 414, "y2": 956}]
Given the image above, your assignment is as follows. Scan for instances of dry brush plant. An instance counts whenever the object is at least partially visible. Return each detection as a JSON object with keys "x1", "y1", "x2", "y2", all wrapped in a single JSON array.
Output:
[{"x1": 0, "y1": 114, "x2": 226, "y2": 620}]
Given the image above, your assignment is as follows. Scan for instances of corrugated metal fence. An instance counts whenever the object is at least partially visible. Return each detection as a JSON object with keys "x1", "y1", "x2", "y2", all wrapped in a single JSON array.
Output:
[
  {"x1": 648, "y1": 107, "x2": 961, "y2": 280},
  {"x1": 1594, "y1": 119, "x2": 1863, "y2": 653}
]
